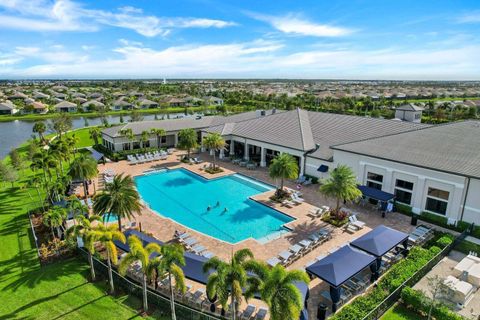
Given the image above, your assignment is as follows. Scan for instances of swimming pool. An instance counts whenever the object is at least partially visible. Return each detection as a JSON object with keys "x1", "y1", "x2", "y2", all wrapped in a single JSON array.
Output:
[{"x1": 134, "y1": 168, "x2": 294, "y2": 243}]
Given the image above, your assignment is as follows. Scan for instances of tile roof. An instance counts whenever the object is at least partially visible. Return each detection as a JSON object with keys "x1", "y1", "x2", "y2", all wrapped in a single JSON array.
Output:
[{"x1": 332, "y1": 121, "x2": 480, "y2": 178}]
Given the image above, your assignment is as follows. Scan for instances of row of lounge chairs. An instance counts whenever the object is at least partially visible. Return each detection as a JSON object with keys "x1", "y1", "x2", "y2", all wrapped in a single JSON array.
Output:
[
  {"x1": 408, "y1": 225, "x2": 434, "y2": 245},
  {"x1": 127, "y1": 151, "x2": 169, "y2": 164},
  {"x1": 175, "y1": 231, "x2": 215, "y2": 259},
  {"x1": 188, "y1": 157, "x2": 203, "y2": 164},
  {"x1": 267, "y1": 227, "x2": 332, "y2": 267}
]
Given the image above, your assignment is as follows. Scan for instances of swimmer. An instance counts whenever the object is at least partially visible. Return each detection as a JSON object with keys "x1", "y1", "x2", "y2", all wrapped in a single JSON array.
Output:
[
  {"x1": 207, "y1": 205, "x2": 212, "y2": 211},
  {"x1": 216, "y1": 201, "x2": 220, "y2": 207},
  {"x1": 223, "y1": 207, "x2": 228, "y2": 213}
]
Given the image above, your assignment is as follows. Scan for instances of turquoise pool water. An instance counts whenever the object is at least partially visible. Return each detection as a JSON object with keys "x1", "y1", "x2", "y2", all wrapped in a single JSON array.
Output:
[{"x1": 134, "y1": 168, "x2": 294, "y2": 243}]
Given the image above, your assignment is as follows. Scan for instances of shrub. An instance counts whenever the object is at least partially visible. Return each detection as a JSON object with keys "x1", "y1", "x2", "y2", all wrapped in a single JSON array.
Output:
[
  {"x1": 436, "y1": 234, "x2": 454, "y2": 248},
  {"x1": 395, "y1": 203, "x2": 412, "y2": 215},
  {"x1": 401, "y1": 287, "x2": 464, "y2": 320},
  {"x1": 321, "y1": 211, "x2": 349, "y2": 227},
  {"x1": 419, "y1": 211, "x2": 472, "y2": 233}
]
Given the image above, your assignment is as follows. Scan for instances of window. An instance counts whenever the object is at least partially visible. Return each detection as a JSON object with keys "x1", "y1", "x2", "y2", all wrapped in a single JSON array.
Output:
[
  {"x1": 144, "y1": 141, "x2": 150, "y2": 148},
  {"x1": 133, "y1": 142, "x2": 140, "y2": 149},
  {"x1": 123, "y1": 143, "x2": 130, "y2": 151},
  {"x1": 425, "y1": 187, "x2": 449, "y2": 215},
  {"x1": 366, "y1": 172, "x2": 383, "y2": 190},
  {"x1": 161, "y1": 136, "x2": 167, "y2": 143},
  {"x1": 394, "y1": 179, "x2": 414, "y2": 205}
]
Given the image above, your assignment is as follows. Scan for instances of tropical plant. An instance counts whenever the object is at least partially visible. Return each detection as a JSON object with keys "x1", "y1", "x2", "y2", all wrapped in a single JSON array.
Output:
[
  {"x1": 50, "y1": 113, "x2": 73, "y2": 140},
  {"x1": 319, "y1": 165, "x2": 362, "y2": 213},
  {"x1": 177, "y1": 128, "x2": 198, "y2": 159},
  {"x1": 26, "y1": 176, "x2": 45, "y2": 210},
  {"x1": 50, "y1": 139, "x2": 70, "y2": 173},
  {"x1": 118, "y1": 235, "x2": 161, "y2": 312},
  {"x1": 30, "y1": 150, "x2": 57, "y2": 184},
  {"x1": 119, "y1": 128, "x2": 135, "y2": 150},
  {"x1": 65, "y1": 133, "x2": 79, "y2": 158},
  {"x1": 268, "y1": 153, "x2": 299, "y2": 197},
  {"x1": 67, "y1": 196, "x2": 89, "y2": 223},
  {"x1": 93, "y1": 173, "x2": 142, "y2": 231},
  {"x1": 150, "y1": 128, "x2": 166, "y2": 149},
  {"x1": 69, "y1": 154, "x2": 98, "y2": 197},
  {"x1": 66, "y1": 215, "x2": 102, "y2": 280},
  {"x1": 89, "y1": 127, "x2": 102, "y2": 146},
  {"x1": 140, "y1": 130, "x2": 150, "y2": 150},
  {"x1": 2, "y1": 166, "x2": 18, "y2": 188},
  {"x1": 244, "y1": 262, "x2": 309, "y2": 320},
  {"x1": 155, "y1": 244, "x2": 186, "y2": 320},
  {"x1": 43, "y1": 206, "x2": 67, "y2": 241},
  {"x1": 203, "y1": 133, "x2": 225, "y2": 170},
  {"x1": 90, "y1": 223, "x2": 126, "y2": 293},
  {"x1": 203, "y1": 248, "x2": 254, "y2": 319},
  {"x1": 9, "y1": 148, "x2": 23, "y2": 170},
  {"x1": 32, "y1": 121, "x2": 47, "y2": 143}
]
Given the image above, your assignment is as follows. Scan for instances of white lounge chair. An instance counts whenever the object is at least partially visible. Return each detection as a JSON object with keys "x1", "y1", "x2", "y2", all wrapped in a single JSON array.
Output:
[
  {"x1": 349, "y1": 215, "x2": 365, "y2": 229},
  {"x1": 291, "y1": 193, "x2": 305, "y2": 204},
  {"x1": 282, "y1": 199, "x2": 295, "y2": 208},
  {"x1": 191, "y1": 244, "x2": 206, "y2": 254},
  {"x1": 193, "y1": 157, "x2": 203, "y2": 164}
]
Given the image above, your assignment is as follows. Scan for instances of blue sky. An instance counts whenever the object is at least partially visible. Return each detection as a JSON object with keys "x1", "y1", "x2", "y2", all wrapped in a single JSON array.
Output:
[{"x1": 0, "y1": 0, "x2": 479, "y2": 79}]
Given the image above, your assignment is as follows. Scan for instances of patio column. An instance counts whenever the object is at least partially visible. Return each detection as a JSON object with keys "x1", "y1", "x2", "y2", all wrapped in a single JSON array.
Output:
[
  {"x1": 174, "y1": 133, "x2": 178, "y2": 146},
  {"x1": 219, "y1": 148, "x2": 225, "y2": 159},
  {"x1": 329, "y1": 286, "x2": 341, "y2": 313},
  {"x1": 299, "y1": 156, "x2": 305, "y2": 177},
  {"x1": 244, "y1": 142, "x2": 249, "y2": 160},
  {"x1": 260, "y1": 147, "x2": 266, "y2": 167},
  {"x1": 229, "y1": 140, "x2": 234, "y2": 156}
]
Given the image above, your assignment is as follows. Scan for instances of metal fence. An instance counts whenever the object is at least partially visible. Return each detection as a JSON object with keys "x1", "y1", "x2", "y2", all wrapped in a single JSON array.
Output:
[
  {"x1": 360, "y1": 229, "x2": 469, "y2": 320},
  {"x1": 78, "y1": 248, "x2": 222, "y2": 320}
]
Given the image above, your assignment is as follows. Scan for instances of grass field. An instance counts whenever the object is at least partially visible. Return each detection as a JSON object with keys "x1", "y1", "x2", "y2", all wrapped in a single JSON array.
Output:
[
  {"x1": 64, "y1": 127, "x2": 95, "y2": 148},
  {"x1": 0, "y1": 135, "x2": 165, "y2": 319},
  {"x1": 381, "y1": 304, "x2": 426, "y2": 320}
]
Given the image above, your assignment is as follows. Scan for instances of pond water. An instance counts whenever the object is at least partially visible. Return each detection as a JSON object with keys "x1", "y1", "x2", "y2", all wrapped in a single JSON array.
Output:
[{"x1": 0, "y1": 112, "x2": 196, "y2": 159}]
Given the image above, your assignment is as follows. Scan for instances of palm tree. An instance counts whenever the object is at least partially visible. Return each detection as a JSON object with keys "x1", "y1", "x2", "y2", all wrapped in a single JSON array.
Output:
[
  {"x1": 203, "y1": 249, "x2": 254, "y2": 320},
  {"x1": 93, "y1": 173, "x2": 142, "y2": 231},
  {"x1": 43, "y1": 206, "x2": 67, "y2": 241},
  {"x1": 268, "y1": 153, "x2": 299, "y2": 197},
  {"x1": 244, "y1": 262, "x2": 309, "y2": 320},
  {"x1": 65, "y1": 133, "x2": 79, "y2": 159},
  {"x1": 140, "y1": 130, "x2": 150, "y2": 150},
  {"x1": 27, "y1": 176, "x2": 45, "y2": 210},
  {"x1": 119, "y1": 128, "x2": 135, "y2": 151},
  {"x1": 90, "y1": 223, "x2": 126, "y2": 293},
  {"x1": 177, "y1": 128, "x2": 198, "y2": 160},
  {"x1": 203, "y1": 133, "x2": 225, "y2": 170},
  {"x1": 67, "y1": 196, "x2": 89, "y2": 223},
  {"x1": 50, "y1": 139, "x2": 69, "y2": 173},
  {"x1": 89, "y1": 127, "x2": 102, "y2": 147},
  {"x1": 118, "y1": 235, "x2": 161, "y2": 312},
  {"x1": 66, "y1": 215, "x2": 102, "y2": 281},
  {"x1": 32, "y1": 121, "x2": 47, "y2": 144},
  {"x1": 150, "y1": 128, "x2": 166, "y2": 149},
  {"x1": 31, "y1": 150, "x2": 57, "y2": 184},
  {"x1": 69, "y1": 154, "x2": 98, "y2": 197},
  {"x1": 155, "y1": 244, "x2": 186, "y2": 320},
  {"x1": 319, "y1": 164, "x2": 362, "y2": 213}
]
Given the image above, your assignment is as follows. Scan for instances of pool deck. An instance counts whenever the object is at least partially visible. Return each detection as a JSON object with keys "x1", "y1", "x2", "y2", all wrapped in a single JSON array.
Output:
[{"x1": 90, "y1": 150, "x2": 437, "y2": 319}]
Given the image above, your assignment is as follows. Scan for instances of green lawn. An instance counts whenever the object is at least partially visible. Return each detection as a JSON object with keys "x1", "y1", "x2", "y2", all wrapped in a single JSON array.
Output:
[
  {"x1": 381, "y1": 304, "x2": 426, "y2": 320},
  {"x1": 0, "y1": 136, "x2": 166, "y2": 319},
  {"x1": 65, "y1": 127, "x2": 95, "y2": 148}
]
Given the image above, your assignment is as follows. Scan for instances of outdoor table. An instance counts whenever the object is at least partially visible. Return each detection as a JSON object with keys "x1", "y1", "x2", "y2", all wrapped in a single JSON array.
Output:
[
  {"x1": 279, "y1": 250, "x2": 293, "y2": 261},
  {"x1": 267, "y1": 257, "x2": 281, "y2": 267},
  {"x1": 290, "y1": 244, "x2": 303, "y2": 255}
]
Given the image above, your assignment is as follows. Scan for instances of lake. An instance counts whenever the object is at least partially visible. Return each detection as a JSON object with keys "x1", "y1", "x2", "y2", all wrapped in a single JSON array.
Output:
[{"x1": 0, "y1": 112, "x2": 196, "y2": 159}]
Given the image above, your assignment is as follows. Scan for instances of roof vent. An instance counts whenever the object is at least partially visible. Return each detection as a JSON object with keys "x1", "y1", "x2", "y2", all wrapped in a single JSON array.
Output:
[{"x1": 260, "y1": 110, "x2": 266, "y2": 116}]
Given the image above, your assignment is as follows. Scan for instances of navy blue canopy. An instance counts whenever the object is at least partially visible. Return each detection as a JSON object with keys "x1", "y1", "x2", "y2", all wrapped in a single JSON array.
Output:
[
  {"x1": 358, "y1": 185, "x2": 395, "y2": 202},
  {"x1": 306, "y1": 245, "x2": 375, "y2": 287},
  {"x1": 88, "y1": 148, "x2": 105, "y2": 162},
  {"x1": 351, "y1": 225, "x2": 408, "y2": 257}
]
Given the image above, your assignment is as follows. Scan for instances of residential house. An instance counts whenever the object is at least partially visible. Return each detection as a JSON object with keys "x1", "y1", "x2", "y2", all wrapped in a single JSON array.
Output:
[
  {"x1": 0, "y1": 100, "x2": 18, "y2": 114},
  {"x1": 54, "y1": 101, "x2": 77, "y2": 113}
]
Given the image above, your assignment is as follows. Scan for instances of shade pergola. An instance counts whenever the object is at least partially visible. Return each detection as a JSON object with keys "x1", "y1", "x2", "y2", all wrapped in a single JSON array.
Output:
[
  {"x1": 357, "y1": 185, "x2": 395, "y2": 202},
  {"x1": 306, "y1": 245, "x2": 375, "y2": 313},
  {"x1": 350, "y1": 225, "x2": 409, "y2": 257}
]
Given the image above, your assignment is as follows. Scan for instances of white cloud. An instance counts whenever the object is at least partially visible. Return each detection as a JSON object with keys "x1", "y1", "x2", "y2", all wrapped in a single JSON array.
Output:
[
  {"x1": 456, "y1": 11, "x2": 480, "y2": 23},
  {"x1": 251, "y1": 13, "x2": 353, "y2": 37},
  {"x1": 0, "y1": 0, "x2": 237, "y2": 36}
]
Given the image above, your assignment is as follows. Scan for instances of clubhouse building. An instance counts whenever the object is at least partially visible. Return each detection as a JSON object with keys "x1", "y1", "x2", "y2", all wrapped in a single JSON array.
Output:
[{"x1": 101, "y1": 109, "x2": 480, "y2": 225}]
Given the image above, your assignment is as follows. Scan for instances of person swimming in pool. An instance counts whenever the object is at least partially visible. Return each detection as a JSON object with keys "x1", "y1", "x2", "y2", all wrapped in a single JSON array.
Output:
[
  {"x1": 216, "y1": 201, "x2": 220, "y2": 207},
  {"x1": 207, "y1": 205, "x2": 212, "y2": 211}
]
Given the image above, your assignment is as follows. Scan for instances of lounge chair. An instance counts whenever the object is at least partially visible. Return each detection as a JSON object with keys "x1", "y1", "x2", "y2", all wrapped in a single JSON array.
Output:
[
  {"x1": 267, "y1": 257, "x2": 281, "y2": 267},
  {"x1": 176, "y1": 231, "x2": 191, "y2": 240},
  {"x1": 183, "y1": 237, "x2": 198, "y2": 248},
  {"x1": 282, "y1": 199, "x2": 295, "y2": 208},
  {"x1": 255, "y1": 308, "x2": 268, "y2": 320},
  {"x1": 241, "y1": 305, "x2": 256, "y2": 320},
  {"x1": 291, "y1": 193, "x2": 305, "y2": 204},
  {"x1": 349, "y1": 215, "x2": 366, "y2": 229},
  {"x1": 191, "y1": 244, "x2": 206, "y2": 254},
  {"x1": 202, "y1": 251, "x2": 215, "y2": 259},
  {"x1": 193, "y1": 157, "x2": 203, "y2": 164},
  {"x1": 279, "y1": 250, "x2": 293, "y2": 265}
]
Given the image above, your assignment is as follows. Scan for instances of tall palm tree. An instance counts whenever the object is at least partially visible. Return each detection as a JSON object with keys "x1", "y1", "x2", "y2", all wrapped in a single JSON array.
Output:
[
  {"x1": 66, "y1": 215, "x2": 102, "y2": 281},
  {"x1": 150, "y1": 128, "x2": 166, "y2": 149},
  {"x1": 93, "y1": 173, "x2": 142, "y2": 231},
  {"x1": 32, "y1": 121, "x2": 47, "y2": 144},
  {"x1": 69, "y1": 154, "x2": 98, "y2": 198},
  {"x1": 31, "y1": 150, "x2": 57, "y2": 184},
  {"x1": 203, "y1": 249, "x2": 254, "y2": 320},
  {"x1": 43, "y1": 206, "x2": 67, "y2": 241},
  {"x1": 319, "y1": 165, "x2": 362, "y2": 213},
  {"x1": 177, "y1": 128, "x2": 198, "y2": 160},
  {"x1": 65, "y1": 133, "x2": 79, "y2": 159},
  {"x1": 202, "y1": 133, "x2": 225, "y2": 170},
  {"x1": 244, "y1": 262, "x2": 310, "y2": 320},
  {"x1": 118, "y1": 235, "x2": 161, "y2": 312},
  {"x1": 119, "y1": 128, "x2": 135, "y2": 151},
  {"x1": 268, "y1": 153, "x2": 299, "y2": 197},
  {"x1": 90, "y1": 223, "x2": 126, "y2": 293},
  {"x1": 140, "y1": 130, "x2": 150, "y2": 150},
  {"x1": 26, "y1": 176, "x2": 45, "y2": 210},
  {"x1": 155, "y1": 244, "x2": 186, "y2": 320},
  {"x1": 67, "y1": 196, "x2": 89, "y2": 223},
  {"x1": 50, "y1": 139, "x2": 69, "y2": 173},
  {"x1": 89, "y1": 127, "x2": 102, "y2": 147}
]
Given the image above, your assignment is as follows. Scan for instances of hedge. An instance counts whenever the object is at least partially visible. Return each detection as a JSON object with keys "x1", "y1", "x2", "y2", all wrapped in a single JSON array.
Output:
[
  {"x1": 330, "y1": 241, "x2": 446, "y2": 320},
  {"x1": 401, "y1": 287, "x2": 464, "y2": 320}
]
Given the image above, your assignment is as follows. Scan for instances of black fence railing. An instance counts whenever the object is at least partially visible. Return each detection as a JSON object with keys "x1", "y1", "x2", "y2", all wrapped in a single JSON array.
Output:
[
  {"x1": 78, "y1": 248, "x2": 223, "y2": 320},
  {"x1": 360, "y1": 229, "x2": 469, "y2": 320}
]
